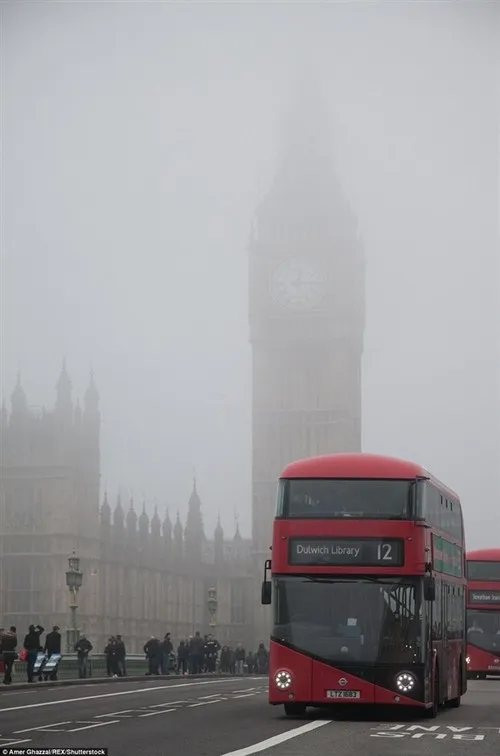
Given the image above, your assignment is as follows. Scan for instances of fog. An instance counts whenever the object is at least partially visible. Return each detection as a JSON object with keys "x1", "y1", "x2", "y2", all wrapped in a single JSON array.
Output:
[{"x1": 2, "y1": 1, "x2": 499, "y2": 547}]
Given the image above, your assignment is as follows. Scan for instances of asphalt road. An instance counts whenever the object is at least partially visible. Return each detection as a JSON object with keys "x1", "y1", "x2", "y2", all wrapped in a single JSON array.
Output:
[{"x1": 0, "y1": 677, "x2": 499, "y2": 756}]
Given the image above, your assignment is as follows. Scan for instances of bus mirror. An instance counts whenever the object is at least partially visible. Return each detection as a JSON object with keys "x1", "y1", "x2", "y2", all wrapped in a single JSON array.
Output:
[
  {"x1": 424, "y1": 577, "x2": 436, "y2": 602},
  {"x1": 261, "y1": 581, "x2": 272, "y2": 605}
]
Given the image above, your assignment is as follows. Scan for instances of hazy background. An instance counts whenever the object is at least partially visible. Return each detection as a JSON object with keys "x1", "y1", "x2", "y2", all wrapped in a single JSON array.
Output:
[{"x1": 2, "y1": 1, "x2": 499, "y2": 546}]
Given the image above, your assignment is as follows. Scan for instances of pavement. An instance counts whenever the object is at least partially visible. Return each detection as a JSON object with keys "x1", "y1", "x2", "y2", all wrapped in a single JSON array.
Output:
[{"x1": 0, "y1": 677, "x2": 498, "y2": 756}]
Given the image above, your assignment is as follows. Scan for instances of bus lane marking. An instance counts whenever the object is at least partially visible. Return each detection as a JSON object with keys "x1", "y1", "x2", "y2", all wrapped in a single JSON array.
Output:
[
  {"x1": 68, "y1": 720, "x2": 120, "y2": 732},
  {"x1": 14, "y1": 722, "x2": 73, "y2": 733},
  {"x1": 370, "y1": 724, "x2": 487, "y2": 741},
  {"x1": 138, "y1": 708, "x2": 177, "y2": 717},
  {"x1": 220, "y1": 720, "x2": 332, "y2": 756}
]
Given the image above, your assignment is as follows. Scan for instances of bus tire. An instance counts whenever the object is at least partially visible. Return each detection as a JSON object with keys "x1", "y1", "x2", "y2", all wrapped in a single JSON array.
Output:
[
  {"x1": 284, "y1": 703, "x2": 306, "y2": 717},
  {"x1": 424, "y1": 667, "x2": 439, "y2": 719}
]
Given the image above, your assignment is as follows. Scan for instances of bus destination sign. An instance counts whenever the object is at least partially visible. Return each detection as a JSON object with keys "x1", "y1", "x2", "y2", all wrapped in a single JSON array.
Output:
[
  {"x1": 468, "y1": 590, "x2": 500, "y2": 605},
  {"x1": 288, "y1": 538, "x2": 405, "y2": 567}
]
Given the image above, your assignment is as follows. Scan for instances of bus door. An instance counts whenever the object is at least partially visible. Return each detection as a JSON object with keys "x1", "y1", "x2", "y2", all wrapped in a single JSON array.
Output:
[{"x1": 432, "y1": 579, "x2": 446, "y2": 702}]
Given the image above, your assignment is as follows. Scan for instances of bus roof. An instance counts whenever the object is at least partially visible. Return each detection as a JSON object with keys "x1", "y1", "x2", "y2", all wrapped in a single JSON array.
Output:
[
  {"x1": 467, "y1": 548, "x2": 500, "y2": 561},
  {"x1": 280, "y1": 452, "x2": 459, "y2": 500}
]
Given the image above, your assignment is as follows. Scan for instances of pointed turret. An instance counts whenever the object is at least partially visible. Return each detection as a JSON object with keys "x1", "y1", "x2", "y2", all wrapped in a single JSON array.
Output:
[
  {"x1": 126, "y1": 498, "x2": 137, "y2": 532},
  {"x1": 162, "y1": 509, "x2": 172, "y2": 541},
  {"x1": 214, "y1": 513, "x2": 224, "y2": 564},
  {"x1": 113, "y1": 494, "x2": 124, "y2": 528},
  {"x1": 138, "y1": 502, "x2": 150, "y2": 543},
  {"x1": 173, "y1": 511, "x2": 183, "y2": 559},
  {"x1": 151, "y1": 505, "x2": 161, "y2": 535},
  {"x1": 100, "y1": 490, "x2": 111, "y2": 527},
  {"x1": 112, "y1": 495, "x2": 124, "y2": 543},
  {"x1": 10, "y1": 372, "x2": 27, "y2": 421},
  {"x1": 55, "y1": 359, "x2": 73, "y2": 418},
  {"x1": 234, "y1": 520, "x2": 242, "y2": 543},
  {"x1": 83, "y1": 369, "x2": 100, "y2": 433},
  {"x1": 184, "y1": 477, "x2": 204, "y2": 561},
  {"x1": 84, "y1": 369, "x2": 99, "y2": 413}
]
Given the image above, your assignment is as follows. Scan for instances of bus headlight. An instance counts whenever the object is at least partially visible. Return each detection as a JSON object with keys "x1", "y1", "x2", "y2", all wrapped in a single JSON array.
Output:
[
  {"x1": 466, "y1": 656, "x2": 470, "y2": 664},
  {"x1": 395, "y1": 672, "x2": 416, "y2": 693},
  {"x1": 274, "y1": 670, "x2": 293, "y2": 690}
]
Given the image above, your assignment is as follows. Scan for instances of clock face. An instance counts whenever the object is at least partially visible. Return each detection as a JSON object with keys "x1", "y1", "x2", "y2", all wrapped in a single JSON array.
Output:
[{"x1": 270, "y1": 259, "x2": 326, "y2": 310}]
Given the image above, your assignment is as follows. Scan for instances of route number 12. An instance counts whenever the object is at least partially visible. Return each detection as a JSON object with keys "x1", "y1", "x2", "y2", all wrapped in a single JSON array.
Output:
[{"x1": 377, "y1": 543, "x2": 393, "y2": 561}]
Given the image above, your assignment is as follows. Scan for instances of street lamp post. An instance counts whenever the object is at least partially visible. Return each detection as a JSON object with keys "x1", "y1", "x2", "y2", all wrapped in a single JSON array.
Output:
[
  {"x1": 65, "y1": 553, "x2": 83, "y2": 653},
  {"x1": 207, "y1": 586, "x2": 218, "y2": 632}
]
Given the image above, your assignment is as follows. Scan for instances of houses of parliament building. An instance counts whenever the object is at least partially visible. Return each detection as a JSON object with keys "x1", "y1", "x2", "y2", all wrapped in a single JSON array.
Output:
[
  {"x1": 0, "y1": 79, "x2": 364, "y2": 652},
  {"x1": 0, "y1": 371, "x2": 253, "y2": 653}
]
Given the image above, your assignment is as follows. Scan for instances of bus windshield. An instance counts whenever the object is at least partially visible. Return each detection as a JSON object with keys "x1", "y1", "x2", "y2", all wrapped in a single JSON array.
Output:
[
  {"x1": 273, "y1": 576, "x2": 423, "y2": 665},
  {"x1": 467, "y1": 561, "x2": 500, "y2": 581},
  {"x1": 467, "y1": 610, "x2": 500, "y2": 655},
  {"x1": 278, "y1": 479, "x2": 412, "y2": 519}
]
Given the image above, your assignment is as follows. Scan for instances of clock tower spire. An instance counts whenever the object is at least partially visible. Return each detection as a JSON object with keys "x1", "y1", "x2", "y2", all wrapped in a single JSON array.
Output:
[{"x1": 249, "y1": 78, "x2": 365, "y2": 623}]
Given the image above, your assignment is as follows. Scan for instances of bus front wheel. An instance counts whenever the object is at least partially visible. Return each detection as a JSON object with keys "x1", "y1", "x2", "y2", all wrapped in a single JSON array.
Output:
[{"x1": 284, "y1": 702, "x2": 306, "y2": 717}]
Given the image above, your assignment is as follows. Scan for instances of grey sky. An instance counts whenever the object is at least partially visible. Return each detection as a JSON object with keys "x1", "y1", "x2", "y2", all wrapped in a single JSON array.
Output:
[{"x1": 2, "y1": 1, "x2": 499, "y2": 546}]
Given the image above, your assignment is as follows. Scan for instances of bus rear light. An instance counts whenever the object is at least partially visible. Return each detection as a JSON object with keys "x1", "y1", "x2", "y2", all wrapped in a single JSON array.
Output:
[
  {"x1": 275, "y1": 670, "x2": 293, "y2": 690},
  {"x1": 395, "y1": 672, "x2": 416, "y2": 693}
]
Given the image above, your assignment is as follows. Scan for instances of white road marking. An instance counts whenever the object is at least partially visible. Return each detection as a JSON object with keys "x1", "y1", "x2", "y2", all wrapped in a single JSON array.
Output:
[
  {"x1": 147, "y1": 701, "x2": 188, "y2": 708},
  {"x1": 198, "y1": 693, "x2": 221, "y2": 699},
  {"x1": 232, "y1": 688, "x2": 256, "y2": 693},
  {"x1": 187, "y1": 699, "x2": 223, "y2": 707},
  {"x1": 93, "y1": 710, "x2": 139, "y2": 718},
  {"x1": 0, "y1": 739, "x2": 33, "y2": 746},
  {"x1": 14, "y1": 722, "x2": 72, "y2": 734},
  {"x1": 0, "y1": 678, "x2": 236, "y2": 713},
  {"x1": 138, "y1": 708, "x2": 176, "y2": 717},
  {"x1": 68, "y1": 720, "x2": 120, "y2": 732},
  {"x1": 219, "y1": 721, "x2": 332, "y2": 756},
  {"x1": 233, "y1": 694, "x2": 256, "y2": 699}
]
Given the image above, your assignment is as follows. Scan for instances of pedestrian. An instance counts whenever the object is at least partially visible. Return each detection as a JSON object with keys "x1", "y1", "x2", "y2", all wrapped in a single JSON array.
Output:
[
  {"x1": 204, "y1": 634, "x2": 220, "y2": 673},
  {"x1": 234, "y1": 642, "x2": 245, "y2": 675},
  {"x1": 0, "y1": 627, "x2": 17, "y2": 685},
  {"x1": 256, "y1": 643, "x2": 268, "y2": 674},
  {"x1": 160, "y1": 633, "x2": 173, "y2": 675},
  {"x1": 115, "y1": 635, "x2": 126, "y2": 676},
  {"x1": 177, "y1": 640, "x2": 188, "y2": 675},
  {"x1": 43, "y1": 626, "x2": 62, "y2": 681},
  {"x1": 23, "y1": 624, "x2": 44, "y2": 683},
  {"x1": 74, "y1": 635, "x2": 93, "y2": 678},
  {"x1": 188, "y1": 631, "x2": 204, "y2": 674},
  {"x1": 144, "y1": 636, "x2": 161, "y2": 675}
]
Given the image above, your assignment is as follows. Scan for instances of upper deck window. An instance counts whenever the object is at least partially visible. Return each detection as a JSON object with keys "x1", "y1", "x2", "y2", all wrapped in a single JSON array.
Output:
[
  {"x1": 467, "y1": 561, "x2": 500, "y2": 581},
  {"x1": 277, "y1": 479, "x2": 413, "y2": 520},
  {"x1": 418, "y1": 482, "x2": 463, "y2": 542}
]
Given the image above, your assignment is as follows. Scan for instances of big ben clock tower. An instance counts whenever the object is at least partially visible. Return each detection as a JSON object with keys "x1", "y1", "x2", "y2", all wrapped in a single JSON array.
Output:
[{"x1": 249, "y1": 81, "x2": 365, "y2": 637}]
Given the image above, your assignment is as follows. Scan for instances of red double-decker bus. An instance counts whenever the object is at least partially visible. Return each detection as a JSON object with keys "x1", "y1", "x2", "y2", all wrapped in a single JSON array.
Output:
[
  {"x1": 261, "y1": 453, "x2": 467, "y2": 718},
  {"x1": 466, "y1": 548, "x2": 500, "y2": 679}
]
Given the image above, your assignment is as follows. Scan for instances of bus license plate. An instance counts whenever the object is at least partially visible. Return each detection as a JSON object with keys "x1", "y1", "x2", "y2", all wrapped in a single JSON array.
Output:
[{"x1": 326, "y1": 690, "x2": 361, "y2": 699}]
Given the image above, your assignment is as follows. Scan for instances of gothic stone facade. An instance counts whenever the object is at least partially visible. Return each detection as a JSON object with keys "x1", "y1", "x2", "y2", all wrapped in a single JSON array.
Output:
[{"x1": 0, "y1": 369, "x2": 254, "y2": 653}]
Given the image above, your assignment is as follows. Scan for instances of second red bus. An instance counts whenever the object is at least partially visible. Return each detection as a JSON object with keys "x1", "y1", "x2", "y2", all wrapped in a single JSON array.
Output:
[{"x1": 466, "y1": 548, "x2": 500, "y2": 679}]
